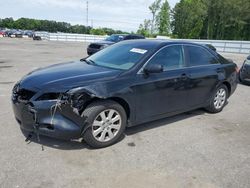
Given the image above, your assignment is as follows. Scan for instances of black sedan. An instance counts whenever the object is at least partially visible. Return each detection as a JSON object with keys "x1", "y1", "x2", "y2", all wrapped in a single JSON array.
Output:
[
  {"x1": 239, "y1": 55, "x2": 250, "y2": 84},
  {"x1": 87, "y1": 34, "x2": 145, "y2": 55},
  {"x1": 12, "y1": 40, "x2": 238, "y2": 148}
]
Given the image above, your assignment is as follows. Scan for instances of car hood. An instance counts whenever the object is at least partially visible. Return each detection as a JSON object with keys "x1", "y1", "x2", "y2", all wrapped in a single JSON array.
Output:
[
  {"x1": 20, "y1": 60, "x2": 122, "y2": 91},
  {"x1": 93, "y1": 40, "x2": 115, "y2": 45}
]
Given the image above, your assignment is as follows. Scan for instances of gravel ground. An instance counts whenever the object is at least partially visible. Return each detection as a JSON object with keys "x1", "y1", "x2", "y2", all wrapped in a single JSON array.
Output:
[{"x1": 0, "y1": 38, "x2": 249, "y2": 188}]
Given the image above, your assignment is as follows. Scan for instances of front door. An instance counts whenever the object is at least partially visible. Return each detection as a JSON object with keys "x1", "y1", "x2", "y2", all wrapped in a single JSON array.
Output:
[{"x1": 133, "y1": 45, "x2": 189, "y2": 122}]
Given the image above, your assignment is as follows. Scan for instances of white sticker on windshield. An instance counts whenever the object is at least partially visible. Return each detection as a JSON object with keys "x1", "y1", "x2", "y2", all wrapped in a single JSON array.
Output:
[{"x1": 130, "y1": 48, "x2": 147, "y2": 54}]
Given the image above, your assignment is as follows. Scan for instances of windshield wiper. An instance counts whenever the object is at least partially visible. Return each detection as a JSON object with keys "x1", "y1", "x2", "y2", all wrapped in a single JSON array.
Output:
[{"x1": 81, "y1": 59, "x2": 96, "y2": 65}]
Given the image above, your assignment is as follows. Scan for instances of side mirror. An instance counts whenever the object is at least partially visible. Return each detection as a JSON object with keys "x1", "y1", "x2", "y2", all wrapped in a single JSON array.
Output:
[{"x1": 144, "y1": 64, "x2": 163, "y2": 74}]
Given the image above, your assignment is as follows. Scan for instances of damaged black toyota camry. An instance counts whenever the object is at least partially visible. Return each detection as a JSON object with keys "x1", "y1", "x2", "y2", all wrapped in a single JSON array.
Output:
[{"x1": 12, "y1": 40, "x2": 238, "y2": 148}]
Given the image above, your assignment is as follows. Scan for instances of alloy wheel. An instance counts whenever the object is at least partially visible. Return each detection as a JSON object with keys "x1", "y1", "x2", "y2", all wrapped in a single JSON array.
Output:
[
  {"x1": 92, "y1": 109, "x2": 122, "y2": 142},
  {"x1": 214, "y1": 88, "x2": 226, "y2": 110}
]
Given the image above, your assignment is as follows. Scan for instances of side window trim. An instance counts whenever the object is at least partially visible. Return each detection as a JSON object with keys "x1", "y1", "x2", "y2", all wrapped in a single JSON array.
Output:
[
  {"x1": 138, "y1": 44, "x2": 186, "y2": 74},
  {"x1": 183, "y1": 44, "x2": 220, "y2": 67}
]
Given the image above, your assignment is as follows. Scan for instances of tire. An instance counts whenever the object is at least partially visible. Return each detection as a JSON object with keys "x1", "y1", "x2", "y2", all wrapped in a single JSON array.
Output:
[
  {"x1": 205, "y1": 84, "x2": 228, "y2": 113},
  {"x1": 81, "y1": 100, "x2": 127, "y2": 148}
]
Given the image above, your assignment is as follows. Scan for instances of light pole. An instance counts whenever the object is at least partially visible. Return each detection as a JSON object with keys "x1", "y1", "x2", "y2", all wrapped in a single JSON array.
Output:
[{"x1": 86, "y1": 0, "x2": 89, "y2": 27}]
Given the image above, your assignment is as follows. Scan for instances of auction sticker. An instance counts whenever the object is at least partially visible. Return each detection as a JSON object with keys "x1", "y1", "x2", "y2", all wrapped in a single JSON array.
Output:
[{"x1": 130, "y1": 48, "x2": 148, "y2": 54}]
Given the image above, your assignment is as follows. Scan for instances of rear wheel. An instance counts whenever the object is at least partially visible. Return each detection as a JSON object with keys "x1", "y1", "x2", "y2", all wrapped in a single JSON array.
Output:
[
  {"x1": 206, "y1": 85, "x2": 228, "y2": 113},
  {"x1": 82, "y1": 100, "x2": 127, "y2": 148}
]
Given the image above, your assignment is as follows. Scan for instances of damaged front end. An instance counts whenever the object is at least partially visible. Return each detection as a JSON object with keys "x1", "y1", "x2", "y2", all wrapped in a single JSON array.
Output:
[{"x1": 12, "y1": 85, "x2": 99, "y2": 140}]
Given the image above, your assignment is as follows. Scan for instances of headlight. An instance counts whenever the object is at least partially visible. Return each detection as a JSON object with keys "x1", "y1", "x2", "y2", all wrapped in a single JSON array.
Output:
[{"x1": 100, "y1": 44, "x2": 109, "y2": 50}]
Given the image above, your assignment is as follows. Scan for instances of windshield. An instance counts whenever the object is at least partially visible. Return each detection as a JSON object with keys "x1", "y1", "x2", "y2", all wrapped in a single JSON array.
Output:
[
  {"x1": 86, "y1": 42, "x2": 152, "y2": 70},
  {"x1": 105, "y1": 35, "x2": 124, "y2": 42}
]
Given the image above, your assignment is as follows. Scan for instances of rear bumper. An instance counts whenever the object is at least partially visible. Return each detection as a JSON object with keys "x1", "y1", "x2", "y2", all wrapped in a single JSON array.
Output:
[
  {"x1": 240, "y1": 64, "x2": 250, "y2": 81},
  {"x1": 33, "y1": 36, "x2": 42, "y2": 40},
  {"x1": 12, "y1": 99, "x2": 84, "y2": 140}
]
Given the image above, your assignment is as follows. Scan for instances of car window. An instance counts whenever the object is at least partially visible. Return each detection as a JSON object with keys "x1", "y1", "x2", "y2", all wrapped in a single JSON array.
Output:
[
  {"x1": 147, "y1": 45, "x2": 184, "y2": 71},
  {"x1": 124, "y1": 36, "x2": 131, "y2": 40},
  {"x1": 86, "y1": 42, "x2": 152, "y2": 70},
  {"x1": 105, "y1": 35, "x2": 124, "y2": 42},
  {"x1": 124, "y1": 35, "x2": 144, "y2": 40},
  {"x1": 129, "y1": 36, "x2": 139, "y2": 39},
  {"x1": 185, "y1": 45, "x2": 219, "y2": 66}
]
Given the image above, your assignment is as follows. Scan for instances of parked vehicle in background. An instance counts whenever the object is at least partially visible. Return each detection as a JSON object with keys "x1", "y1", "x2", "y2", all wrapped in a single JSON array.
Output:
[
  {"x1": 14, "y1": 31, "x2": 23, "y2": 38},
  {"x1": 87, "y1": 34, "x2": 145, "y2": 55},
  {"x1": 239, "y1": 55, "x2": 250, "y2": 84},
  {"x1": 6, "y1": 30, "x2": 17, "y2": 37},
  {"x1": 0, "y1": 31, "x2": 5, "y2": 37},
  {"x1": 33, "y1": 35, "x2": 42, "y2": 40},
  {"x1": 23, "y1": 31, "x2": 34, "y2": 38},
  {"x1": 0, "y1": 29, "x2": 33, "y2": 38},
  {"x1": 12, "y1": 40, "x2": 238, "y2": 148}
]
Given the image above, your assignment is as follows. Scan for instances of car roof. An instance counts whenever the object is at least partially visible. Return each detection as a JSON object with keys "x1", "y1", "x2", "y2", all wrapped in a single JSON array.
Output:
[
  {"x1": 120, "y1": 39, "x2": 210, "y2": 49},
  {"x1": 112, "y1": 34, "x2": 144, "y2": 37}
]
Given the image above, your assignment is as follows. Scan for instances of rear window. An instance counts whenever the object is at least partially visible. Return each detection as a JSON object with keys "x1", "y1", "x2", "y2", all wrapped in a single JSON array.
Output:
[
  {"x1": 124, "y1": 35, "x2": 145, "y2": 40},
  {"x1": 185, "y1": 45, "x2": 219, "y2": 66}
]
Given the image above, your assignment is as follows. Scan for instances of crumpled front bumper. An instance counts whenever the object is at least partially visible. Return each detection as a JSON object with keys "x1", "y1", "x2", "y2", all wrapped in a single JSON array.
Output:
[{"x1": 12, "y1": 99, "x2": 85, "y2": 140}]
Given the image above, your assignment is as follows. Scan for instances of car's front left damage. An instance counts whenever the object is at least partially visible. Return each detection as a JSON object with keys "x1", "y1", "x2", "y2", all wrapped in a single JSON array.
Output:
[
  {"x1": 11, "y1": 59, "x2": 128, "y2": 140},
  {"x1": 12, "y1": 82, "x2": 115, "y2": 140}
]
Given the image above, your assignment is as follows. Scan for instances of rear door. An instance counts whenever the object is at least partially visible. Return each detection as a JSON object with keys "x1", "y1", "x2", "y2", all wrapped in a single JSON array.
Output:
[{"x1": 184, "y1": 45, "x2": 221, "y2": 107}]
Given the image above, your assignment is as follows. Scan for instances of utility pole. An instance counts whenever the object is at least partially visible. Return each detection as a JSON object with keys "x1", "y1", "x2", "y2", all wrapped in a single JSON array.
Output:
[{"x1": 86, "y1": 0, "x2": 89, "y2": 26}]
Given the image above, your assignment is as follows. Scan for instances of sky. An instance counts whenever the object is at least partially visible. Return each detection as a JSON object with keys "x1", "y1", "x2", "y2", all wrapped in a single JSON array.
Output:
[{"x1": 0, "y1": 0, "x2": 179, "y2": 32}]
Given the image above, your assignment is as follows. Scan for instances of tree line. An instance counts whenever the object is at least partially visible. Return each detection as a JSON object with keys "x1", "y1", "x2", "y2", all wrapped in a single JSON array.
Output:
[
  {"x1": 137, "y1": 0, "x2": 250, "y2": 40},
  {"x1": 0, "y1": 17, "x2": 128, "y2": 35}
]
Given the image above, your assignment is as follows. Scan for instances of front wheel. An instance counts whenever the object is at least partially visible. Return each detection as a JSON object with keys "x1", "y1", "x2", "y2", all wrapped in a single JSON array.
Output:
[
  {"x1": 205, "y1": 85, "x2": 228, "y2": 113},
  {"x1": 82, "y1": 100, "x2": 127, "y2": 148}
]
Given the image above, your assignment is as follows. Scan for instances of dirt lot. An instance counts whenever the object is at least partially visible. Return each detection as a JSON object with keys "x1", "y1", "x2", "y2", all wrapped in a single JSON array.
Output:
[{"x1": 0, "y1": 38, "x2": 250, "y2": 188}]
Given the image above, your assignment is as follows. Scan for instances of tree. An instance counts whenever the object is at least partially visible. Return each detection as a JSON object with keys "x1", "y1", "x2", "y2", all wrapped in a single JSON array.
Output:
[
  {"x1": 0, "y1": 17, "x2": 129, "y2": 35},
  {"x1": 149, "y1": 0, "x2": 162, "y2": 34},
  {"x1": 171, "y1": 0, "x2": 207, "y2": 39},
  {"x1": 90, "y1": 28, "x2": 106, "y2": 35},
  {"x1": 203, "y1": 0, "x2": 250, "y2": 40},
  {"x1": 137, "y1": 19, "x2": 151, "y2": 37},
  {"x1": 156, "y1": 0, "x2": 171, "y2": 36},
  {"x1": 0, "y1": 17, "x2": 15, "y2": 28},
  {"x1": 171, "y1": 0, "x2": 250, "y2": 40}
]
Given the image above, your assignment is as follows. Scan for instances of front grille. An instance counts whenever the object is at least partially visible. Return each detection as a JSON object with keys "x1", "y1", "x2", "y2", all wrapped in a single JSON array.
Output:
[
  {"x1": 12, "y1": 84, "x2": 36, "y2": 102},
  {"x1": 89, "y1": 44, "x2": 102, "y2": 49}
]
